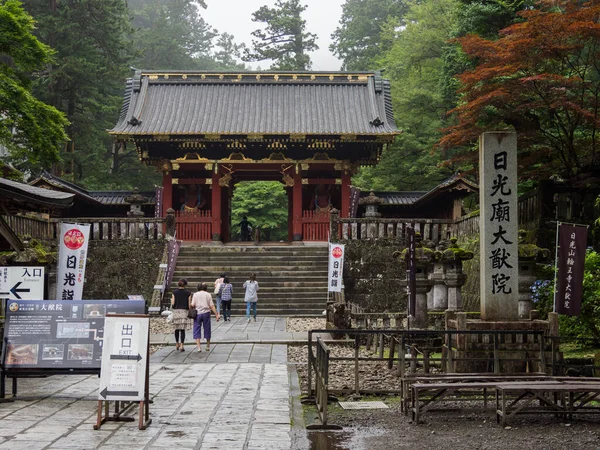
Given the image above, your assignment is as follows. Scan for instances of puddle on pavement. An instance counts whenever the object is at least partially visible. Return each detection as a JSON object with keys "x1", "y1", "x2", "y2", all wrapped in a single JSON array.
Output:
[
  {"x1": 307, "y1": 430, "x2": 354, "y2": 450},
  {"x1": 308, "y1": 427, "x2": 386, "y2": 450}
]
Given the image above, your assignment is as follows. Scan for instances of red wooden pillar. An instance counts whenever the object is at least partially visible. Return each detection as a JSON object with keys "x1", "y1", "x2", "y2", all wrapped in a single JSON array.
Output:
[
  {"x1": 341, "y1": 172, "x2": 351, "y2": 218},
  {"x1": 287, "y1": 188, "x2": 293, "y2": 241},
  {"x1": 211, "y1": 173, "x2": 221, "y2": 241},
  {"x1": 292, "y1": 171, "x2": 303, "y2": 241},
  {"x1": 162, "y1": 170, "x2": 172, "y2": 217}
]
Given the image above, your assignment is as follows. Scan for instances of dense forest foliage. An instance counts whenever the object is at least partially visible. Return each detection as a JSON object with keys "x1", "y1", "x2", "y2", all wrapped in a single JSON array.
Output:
[{"x1": 2, "y1": 0, "x2": 599, "y2": 198}]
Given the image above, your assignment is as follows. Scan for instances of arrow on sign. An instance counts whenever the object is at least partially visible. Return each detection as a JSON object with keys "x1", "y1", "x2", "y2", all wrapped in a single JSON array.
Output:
[
  {"x1": 110, "y1": 354, "x2": 142, "y2": 361},
  {"x1": 100, "y1": 387, "x2": 139, "y2": 399},
  {"x1": 10, "y1": 282, "x2": 30, "y2": 300}
]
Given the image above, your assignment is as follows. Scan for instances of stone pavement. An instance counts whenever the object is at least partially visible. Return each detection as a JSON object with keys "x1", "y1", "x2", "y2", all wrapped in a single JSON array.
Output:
[
  {"x1": 150, "y1": 316, "x2": 316, "y2": 345},
  {"x1": 0, "y1": 317, "x2": 314, "y2": 450}
]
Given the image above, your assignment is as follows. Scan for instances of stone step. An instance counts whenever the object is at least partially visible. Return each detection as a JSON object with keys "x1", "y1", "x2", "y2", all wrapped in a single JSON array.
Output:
[
  {"x1": 170, "y1": 280, "x2": 327, "y2": 288},
  {"x1": 176, "y1": 253, "x2": 328, "y2": 259}
]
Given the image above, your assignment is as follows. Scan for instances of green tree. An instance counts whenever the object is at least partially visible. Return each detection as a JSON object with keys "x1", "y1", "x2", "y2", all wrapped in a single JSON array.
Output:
[
  {"x1": 243, "y1": 0, "x2": 318, "y2": 70},
  {"x1": 129, "y1": 0, "x2": 218, "y2": 70},
  {"x1": 213, "y1": 33, "x2": 246, "y2": 70},
  {"x1": 330, "y1": 0, "x2": 408, "y2": 71},
  {"x1": 20, "y1": 0, "x2": 152, "y2": 188},
  {"x1": 440, "y1": 0, "x2": 600, "y2": 182},
  {"x1": 231, "y1": 181, "x2": 288, "y2": 242},
  {"x1": 0, "y1": 0, "x2": 68, "y2": 169},
  {"x1": 353, "y1": 0, "x2": 459, "y2": 191}
]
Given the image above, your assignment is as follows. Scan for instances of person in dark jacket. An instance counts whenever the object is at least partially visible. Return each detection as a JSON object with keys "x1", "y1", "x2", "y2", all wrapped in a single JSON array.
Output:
[
  {"x1": 170, "y1": 278, "x2": 192, "y2": 351},
  {"x1": 218, "y1": 276, "x2": 234, "y2": 321}
]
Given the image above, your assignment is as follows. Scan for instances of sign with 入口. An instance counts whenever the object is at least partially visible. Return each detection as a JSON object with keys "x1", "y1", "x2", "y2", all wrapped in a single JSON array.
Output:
[
  {"x1": 328, "y1": 243, "x2": 345, "y2": 293},
  {"x1": 99, "y1": 315, "x2": 149, "y2": 402},
  {"x1": 0, "y1": 266, "x2": 45, "y2": 300},
  {"x1": 56, "y1": 223, "x2": 90, "y2": 301}
]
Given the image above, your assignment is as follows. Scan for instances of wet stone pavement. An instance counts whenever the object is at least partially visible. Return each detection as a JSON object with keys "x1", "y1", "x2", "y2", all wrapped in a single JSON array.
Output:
[{"x1": 0, "y1": 317, "x2": 309, "y2": 450}]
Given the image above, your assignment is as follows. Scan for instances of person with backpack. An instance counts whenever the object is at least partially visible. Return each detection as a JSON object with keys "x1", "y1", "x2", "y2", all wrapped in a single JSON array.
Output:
[
  {"x1": 243, "y1": 273, "x2": 259, "y2": 322},
  {"x1": 218, "y1": 276, "x2": 233, "y2": 322},
  {"x1": 213, "y1": 273, "x2": 225, "y2": 315}
]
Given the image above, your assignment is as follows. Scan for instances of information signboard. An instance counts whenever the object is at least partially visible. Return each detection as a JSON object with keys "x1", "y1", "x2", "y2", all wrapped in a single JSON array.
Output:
[
  {"x1": 2, "y1": 300, "x2": 145, "y2": 371},
  {"x1": 0, "y1": 267, "x2": 45, "y2": 300},
  {"x1": 98, "y1": 315, "x2": 149, "y2": 402}
]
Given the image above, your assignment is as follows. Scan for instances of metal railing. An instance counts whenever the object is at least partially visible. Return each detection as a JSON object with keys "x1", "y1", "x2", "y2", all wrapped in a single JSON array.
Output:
[
  {"x1": 307, "y1": 329, "x2": 550, "y2": 395},
  {"x1": 311, "y1": 337, "x2": 330, "y2": 426}
]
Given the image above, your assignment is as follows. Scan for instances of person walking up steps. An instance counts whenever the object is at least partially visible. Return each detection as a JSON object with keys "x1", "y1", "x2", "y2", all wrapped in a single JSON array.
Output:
[
  {"x1": 171, "y1": 279, "x2": 192, "y2": 351},
  {"x1": 213, "y1": 273, "x2": 225, "y2": 315},
  {"x1": 191, "y1": 282, "x2": 219, "y2": 352},
  {"x1": 218, "y1": 276, "x2": 233, "y2": 322},
  {"x1": 243, "y1": 273, "x2": 259, "y2": 322}
]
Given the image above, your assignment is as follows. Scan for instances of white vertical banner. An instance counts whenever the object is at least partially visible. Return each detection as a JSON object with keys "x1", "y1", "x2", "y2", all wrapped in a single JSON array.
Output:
[
  {"x1": 327, "y1": 243, "x2": 345, "y2": 293},
  {"x1": 55, "y1": 223, "x2": 91, "y2": 300}
]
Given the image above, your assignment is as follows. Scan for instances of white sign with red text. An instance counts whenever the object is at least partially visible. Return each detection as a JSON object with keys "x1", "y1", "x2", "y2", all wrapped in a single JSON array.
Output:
[
  {"x1": 327, "y1": 243, "x2": 345, "y2": 293},
  {"x1": 55, "y1": 223, "x2": 90, "y2": 301}
]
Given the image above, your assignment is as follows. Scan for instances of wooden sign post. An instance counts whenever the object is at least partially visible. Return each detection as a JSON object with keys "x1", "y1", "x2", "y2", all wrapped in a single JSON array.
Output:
[{"x1": 94, "y1": 314, "x2": 151, "y2": 430}]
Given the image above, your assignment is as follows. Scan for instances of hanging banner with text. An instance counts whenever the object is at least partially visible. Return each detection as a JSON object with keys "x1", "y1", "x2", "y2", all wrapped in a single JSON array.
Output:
[
  {"x1": 99, "y1": 315, "x2": 149, "y2": 401},
  {"x1": 407, "y1": 227, "x2": 416, "y2": 318},
  {"x1": 327, "y1": 243, "x2": 345, "y2": 292},
  {"x1": 56, "y1": 223, "x2": 90, "y2": 300},
  {"x1": 155, "y1": 186, "x2": 163, "y2": 218},
  {"x1": 555, "y1": 223, "x2": 588, "y2": 316},
  {"x1": 349, "y1": 187, "x2": 361, "y2": 218}
]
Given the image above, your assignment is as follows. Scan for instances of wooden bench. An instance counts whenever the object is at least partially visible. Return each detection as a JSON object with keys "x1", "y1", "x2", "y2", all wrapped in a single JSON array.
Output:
[
  {"x1": 411, "y1": 379, "x2": 562, "y2": 424},
  {"x1": 495, "y1": 381, "x2": 600, "y2": 426},
  {"x1": 402, "y1": 373, "x2": 548, "y2": 414}
]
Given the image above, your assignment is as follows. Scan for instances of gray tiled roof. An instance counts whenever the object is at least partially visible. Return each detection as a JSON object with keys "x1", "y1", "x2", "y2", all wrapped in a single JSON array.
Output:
[
  {"x1": 90, "y1": 191, "x2": 156, "y2": 205},
  {"x1": 0, "y1": 177, "x2": 74, "y2": 208},
  {"x1": 110, "y1": 71, "x2": 399, "y2": 137}
]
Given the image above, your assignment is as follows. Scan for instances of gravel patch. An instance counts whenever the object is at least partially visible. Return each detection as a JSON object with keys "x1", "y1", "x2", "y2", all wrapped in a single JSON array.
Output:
[
  {"x1": 289, "y1": 343, "x2": 402, "y2": 393},
  {"x1": 286, "y1": 317, "x2": 326, "y2": 332},
  {"x1": 150, "y1": 316, "x2": 172, "y2": 335}
]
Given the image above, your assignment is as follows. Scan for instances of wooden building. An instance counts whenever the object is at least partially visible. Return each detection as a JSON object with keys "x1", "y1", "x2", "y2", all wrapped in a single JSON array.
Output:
[
  {"x1": 109, "y1": 70, "x2": 399, "y2": 242},
  {"x1": 357, "y1": 173, "x2": 478, "y2": 220},
  {"x1": 29, "y1": 171, "x2": 156, "y2": 218}
]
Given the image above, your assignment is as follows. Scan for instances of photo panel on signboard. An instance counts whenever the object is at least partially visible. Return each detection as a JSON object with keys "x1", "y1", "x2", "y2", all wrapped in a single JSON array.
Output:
[
  {"x1": 6, "y1": 344, "x2": 39, "y2": 365},
  {"x1": 42, "y1": 344, "x2": 65, "y2": 361},
  {"x1": 68, "y1": 344, "x2": 94, "y2": 361},
  {"x1": 83, "y1": 304, "x2": 106, "y2": 319}
]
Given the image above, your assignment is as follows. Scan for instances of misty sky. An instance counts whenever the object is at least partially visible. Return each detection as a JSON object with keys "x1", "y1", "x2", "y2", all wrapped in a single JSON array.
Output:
[{"x1": 203, "y1": 0, "x2": 344, "y2": 70}]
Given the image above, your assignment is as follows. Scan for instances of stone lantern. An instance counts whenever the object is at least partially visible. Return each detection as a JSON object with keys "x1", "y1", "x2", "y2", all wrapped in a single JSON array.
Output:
[
  {"x1": 517, "y1": 230, "x2": 551, "y2": 319},
  {"x1": 360, "y1": 191, "x2": 383, "y2": 218},
  {"x1": 125, "y1": 188, "x2": 147, "y2": 217},
  {"x1": 394, "y1": 232, "x2": 436, "y2": 328},
  {"x1": 433, "y1": 237, "x2": 474, "y2": 311}
]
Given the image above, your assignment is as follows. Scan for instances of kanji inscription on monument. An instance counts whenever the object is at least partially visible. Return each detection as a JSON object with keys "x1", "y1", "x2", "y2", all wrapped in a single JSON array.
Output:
[{"x1": 479, "y1": 132, "x2": 519, "y2": 320}]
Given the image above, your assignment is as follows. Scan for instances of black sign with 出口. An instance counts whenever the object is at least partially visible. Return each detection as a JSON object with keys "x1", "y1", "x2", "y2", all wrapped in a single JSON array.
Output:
[{"x1": 2, "y1": 299, "x2": 145, "y2": 371}]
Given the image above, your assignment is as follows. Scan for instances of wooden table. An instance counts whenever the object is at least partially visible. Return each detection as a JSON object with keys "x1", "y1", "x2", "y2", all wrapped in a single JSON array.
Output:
[
  {"x1": 403, "y1": 373, "x2": 548, "y2": 415},
  {"x1": 495, "y1": 381, "x2": 600, "y2": 426}
]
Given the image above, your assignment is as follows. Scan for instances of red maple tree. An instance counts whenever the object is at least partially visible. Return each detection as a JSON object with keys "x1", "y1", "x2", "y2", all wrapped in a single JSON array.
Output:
[{"x1": 440, "y1": 0, "x2": 600, "y2": 181}]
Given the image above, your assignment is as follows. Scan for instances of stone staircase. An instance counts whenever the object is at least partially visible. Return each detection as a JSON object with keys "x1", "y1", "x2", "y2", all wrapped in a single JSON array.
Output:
[{"x1": 165, "y1": 245, "x2": 329, "y2": 316}]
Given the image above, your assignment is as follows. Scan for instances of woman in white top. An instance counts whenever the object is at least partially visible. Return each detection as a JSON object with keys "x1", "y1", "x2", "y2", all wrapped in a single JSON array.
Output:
[
  {"x1": 191, "y1": 282, "x2": 220, "y2": 352},
  {"x1": 243, "y1": 273, "x2": 259, "y2": 322}
]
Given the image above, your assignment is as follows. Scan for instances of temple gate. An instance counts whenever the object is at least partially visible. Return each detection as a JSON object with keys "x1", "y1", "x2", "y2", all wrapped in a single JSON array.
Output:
[{"x1": 110, "y1": 70, "x2": 399, "y2": 242}]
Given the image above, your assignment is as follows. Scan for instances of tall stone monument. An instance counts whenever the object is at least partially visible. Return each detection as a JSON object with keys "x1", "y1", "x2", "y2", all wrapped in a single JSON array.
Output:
[{"x1": 479, "y1": 132, "x2": 519, "y2": 320}]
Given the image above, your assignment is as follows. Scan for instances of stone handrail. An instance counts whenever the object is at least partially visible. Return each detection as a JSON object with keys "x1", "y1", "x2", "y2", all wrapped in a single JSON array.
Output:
[
  {"x1": 330, "y1": 213, "x2": 455, "y2": 244},
  {"x1": 50, "y1": 217, "x2": 166, "y2": 240}
]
